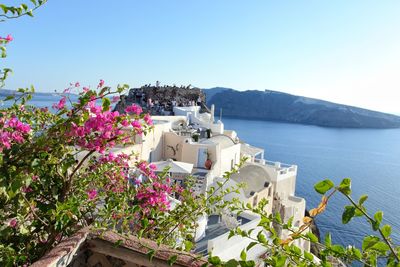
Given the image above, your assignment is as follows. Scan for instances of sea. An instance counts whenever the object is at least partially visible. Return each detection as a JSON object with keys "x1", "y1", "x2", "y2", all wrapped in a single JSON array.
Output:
[
  {"x1": 223, "y1": 117, "x2": 400, "y2": 248},
  {"x1": 2, "y1": 94, "x2": 400, "y2": 248}
]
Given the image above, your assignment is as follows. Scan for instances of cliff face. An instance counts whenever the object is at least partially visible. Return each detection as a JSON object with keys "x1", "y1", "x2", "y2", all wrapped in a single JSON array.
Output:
[
  {"x1": 205, "y1": 88, "x2": 400, "y2": 129},
  {"x1": 114, "y1": 85, "x2": 207, "y2": 115}
]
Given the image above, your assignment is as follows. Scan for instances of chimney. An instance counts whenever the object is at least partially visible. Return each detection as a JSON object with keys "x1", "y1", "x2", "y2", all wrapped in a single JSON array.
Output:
[{"x1": 211, "y1": 104, "x2": 215, "y2": 122}]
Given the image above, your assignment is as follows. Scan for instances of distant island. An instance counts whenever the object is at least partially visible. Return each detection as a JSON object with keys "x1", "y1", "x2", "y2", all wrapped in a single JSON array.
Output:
[
  {"x1": 3, "y1": 87, "x2": 400, "y2": 129},
  {"x1": 205, "y1": 87, "x2": 400, "y2": 129},
  {"x1": 0, "y1": 89, "x2": 55, "y2": 97}
]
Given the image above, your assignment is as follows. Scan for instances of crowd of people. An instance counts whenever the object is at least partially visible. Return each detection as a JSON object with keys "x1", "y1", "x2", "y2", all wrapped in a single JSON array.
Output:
[{"x1": 128, "y1": 87, "x2": 203, "y2": 115}]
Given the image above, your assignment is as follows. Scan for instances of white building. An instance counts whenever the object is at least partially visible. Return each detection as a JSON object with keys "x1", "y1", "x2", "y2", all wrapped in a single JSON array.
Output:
[{"x1": 110, "y1": 105, "x2": 310, "y2": 260}]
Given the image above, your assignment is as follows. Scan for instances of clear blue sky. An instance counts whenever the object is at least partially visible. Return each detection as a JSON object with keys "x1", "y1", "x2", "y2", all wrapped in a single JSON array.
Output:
[{"x1": 2, "y1": 1, "x2": 400, "y2": 114}]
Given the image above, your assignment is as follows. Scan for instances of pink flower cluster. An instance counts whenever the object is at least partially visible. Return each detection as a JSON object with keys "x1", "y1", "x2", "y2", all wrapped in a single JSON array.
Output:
[
  {"x1": 137, "y1": 161, "x2": 157, "y2": 180},
  {"x1": 98, "y1": 152, "x2": 130, "y2": 167},
  {"x1": 0, "y1": 117, "x2": 31, "y2": 152},
  {"x1": 136, "y1": 181, "x2": 172, "y2": 212},
  {"x1": 134, "y1": 161, "x2": 173, "y2": 213},
  {"x1": 125, "y1": 104, "x2": 142, "y2": 115},
  {"x1": 87, "y1": 189, "x2": 97, "y2": 200},
  {"x1": 144, "y1": 114, "x2": 153, "y2": 126},
  {"x1": 52, "y1": 96, "x2": 66, "y2": 110},
  {"x1": 64, "y1": 93, "x2": 150, "y2": 153},
  {"x1": 93, "y1": 153, "x2": 131, "y2": 193},
  {"x1": 66, "y1": 101, "x2": 127, "y2": 153},
  {"x1": 0, "y1": 34, "x2": 13, "y2": 42}
]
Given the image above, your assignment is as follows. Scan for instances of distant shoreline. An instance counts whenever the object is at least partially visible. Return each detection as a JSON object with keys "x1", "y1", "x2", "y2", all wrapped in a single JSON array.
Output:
[{"x1": 219, "y1": 115, "x2": 400, "y2": 130}]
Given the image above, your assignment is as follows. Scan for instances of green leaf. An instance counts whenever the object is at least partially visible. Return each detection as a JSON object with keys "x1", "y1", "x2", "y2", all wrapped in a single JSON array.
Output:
[
  {"x1": 102, "y1": 97, "x2": 111, "y2": 111},
  {"x1": 31, "y1": 158, "x2": 40, "y2": 167},
  {"x1": 290, "y1": 244, "x2": 302, "y2": 255},
  {"x1": 0, "y1": 4, "x2": 7, "y2": 13},
  {"x1": 342, "y1": 205, "x2": 356, "y2": 224},
  {"x1": 4, "y1": 95, "x2": 14, "y2": 101},
  {"x1": 246, "y1": 242, "x2": 258, "y2": 251},
  {"x1": 325, "y1": 233, "x2": 332, "y2": 247},
  {"x1": 331, "y1": 244, "x2": 345, "y2": 254},
  {"x1": 381, "y1": 224, "x2": 391, "y2": 238},
  {"x1": 239, "y1": 260, "x2": 255, "y2": 267},
  {"x1": 306, "y1": 232, "x2": 319, "y2": 243},
  {"x1": 167, "y1": 255, "x2": 177, "y2": 266},
  {"x1": 373, "y1": 211, "x2": 383, "y2": 231},
  {"x1": 362, "y1": 235, "x2": 380, "y2": 251},
  {"x1": 141, "y1": 218, "x2": 149, "y2": 228},
  {"x1": 224, "y1": 259, "x2": 239, "y2": 267},
  {"x1": 228, "y1": 230, "x2": 235, "y2": 239},
  {"x1": 99, "y1": 86, "x2": 109, "y2": 95},
  {"x1": 338, "y1": 178, "x2": 351, "y2": 195},
  {"x1": 184, "y1": 240, "x2": 193, "y2": 252},
  {"x1": 113, "y1": 239, "x2": 123, "y2": 247},
  {"x1": 351, "y1": 247, "x2": 362, "y2": 260},
  {"x1": 209, "y1": 256, "x2": 221, "y2": 265},
  {"x1": 358, "y1": 194, "x2": 368, "y2": 206},
  {"x1": 240, "y1": 249, "x2": 247, "y2": 261},
  {"x1": 304, "y1": 251, "x2": 314, "y2": 261},
  {"x1": 354, "y1": 206, "x2": 365, "y2": 217},
  {"x1": 314, "y1": 179, "x2": 334, "y2": 194},
  {"x1": 286, "y1": 216, "x2": 293, "y2": 228},
  {"x1": 275, "y1": 256, "x2": 287, "y2": 267},
  {"x1": 370, "y1": 241, "x2": 390, "y2": 253},
  {"x1": 257, "y1": 231, "x2": 267, "y2": 243},
  {"x1": 274, "y1": 212, "x2": 282, "y2": 224},
  {"x1": 146, "y1": 249, "x2": 155, "y2": 261}
]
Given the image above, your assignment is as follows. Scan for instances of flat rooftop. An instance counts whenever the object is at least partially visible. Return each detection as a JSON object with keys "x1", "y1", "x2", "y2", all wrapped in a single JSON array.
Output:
[{"x1": 195, "y1": 215, "x2": 251, "y2": 255}]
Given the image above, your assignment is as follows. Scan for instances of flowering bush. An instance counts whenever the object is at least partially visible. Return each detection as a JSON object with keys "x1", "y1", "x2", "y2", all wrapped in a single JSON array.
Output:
[
  {"x1": 1, "y1": 3, "x2": 399, "y2": 267},
  {"x1": 0, "y1": 82, "x2": 200, "y2": 265}
]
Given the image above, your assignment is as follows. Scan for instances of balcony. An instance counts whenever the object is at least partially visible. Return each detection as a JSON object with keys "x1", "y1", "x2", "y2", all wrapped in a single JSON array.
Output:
[{"x1": 253, "y1": 158, "x2": 297, "y2": 175}]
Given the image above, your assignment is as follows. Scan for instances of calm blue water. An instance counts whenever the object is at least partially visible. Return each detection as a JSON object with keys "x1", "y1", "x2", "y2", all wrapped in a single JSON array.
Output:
[
  {"x1": 2, "y1": 94, "x2": 399, "y2": 248},
  {"x1": 223, "y1": 117, "x2": 400, "y2": 247}
]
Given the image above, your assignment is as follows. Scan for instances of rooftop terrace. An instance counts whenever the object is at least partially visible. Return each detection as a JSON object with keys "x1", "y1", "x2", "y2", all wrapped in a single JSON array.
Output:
[{"x1": 195, "y1": 215, "x2": 251, "y2": 255}]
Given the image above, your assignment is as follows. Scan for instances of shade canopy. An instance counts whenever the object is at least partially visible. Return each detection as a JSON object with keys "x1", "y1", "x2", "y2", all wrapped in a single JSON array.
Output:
[{"x1": 152, "y1": 159, "x2": 193, "y2": 174}]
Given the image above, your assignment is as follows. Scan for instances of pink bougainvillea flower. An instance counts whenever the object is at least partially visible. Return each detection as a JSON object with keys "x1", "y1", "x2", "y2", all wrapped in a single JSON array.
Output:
[
  {"x1": 149, "y1": 163, "x2": 157, "y2": 170},
  {"x1": 52, "y1": 96, "x2": 66, "y2": 110},
  {"x1": 82, "y1": 87, "x2": 90, "y2": 93},
  {"x1": 97, "y1": 79, "x2": 105, "y2": 89},
  {"x1": 0, "y1": 117, "x2": 31, "y2": 152},
  {"x1": 1, "y1": 34, "x2": 13, "y2": 42},
  {"x1": 9, "y1": 218, "x2": 17, "y2": 228},
  {"x1": 21, "y1": 186, "x2": 33, "y2": 193},
  {"x1": 87, "y1": 189, "x2": 97, "y2": 200},
  {"x1": 112, "y1": 95, "x2": 120, "y2": 103},
  {"x1": 74, "y1": 82, "x2": 80, "y2": 87},
  {"x1": 131, "y1": 120, "x2": 142, "y2": 129},
  {"x1": 144, "y1": 114, "x2": 153, "y2": 126},
  {"x1": 125, "y1": 104, "x2": 142, "y2": 115}
]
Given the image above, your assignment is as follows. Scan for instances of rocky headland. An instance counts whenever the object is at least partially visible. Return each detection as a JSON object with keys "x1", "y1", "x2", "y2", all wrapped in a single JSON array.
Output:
[
  {"x1": 114, "y1": 84, "x2": 208, "y2": 115},
  {"x1": 205, "y1": 87, "x2": 400, "y2": 128}
]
